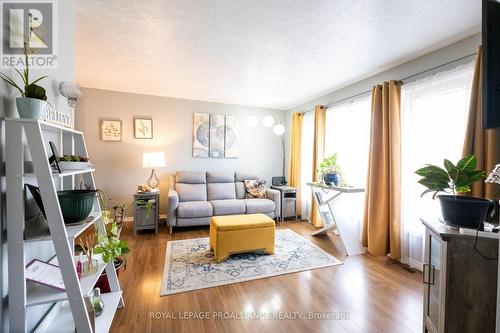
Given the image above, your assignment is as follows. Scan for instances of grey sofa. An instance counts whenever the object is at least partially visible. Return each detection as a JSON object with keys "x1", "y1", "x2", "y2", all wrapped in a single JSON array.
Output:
[{"x1": 167, "y1": 171, "x2": 280, "y2": 233}]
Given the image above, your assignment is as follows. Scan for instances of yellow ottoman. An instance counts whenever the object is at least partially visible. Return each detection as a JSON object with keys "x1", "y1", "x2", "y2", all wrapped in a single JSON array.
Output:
[{"x1": 210, "y1": 214, "x2": 275, "y2": 263}]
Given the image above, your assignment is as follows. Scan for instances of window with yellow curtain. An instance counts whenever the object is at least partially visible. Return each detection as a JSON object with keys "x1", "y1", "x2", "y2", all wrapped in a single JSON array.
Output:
[
  {"x1": 401, "y1": 61, "x2": 474, "y2": 269},
  {"x1": 299, "y1": 96, "x2": 371, "y2": 223}
]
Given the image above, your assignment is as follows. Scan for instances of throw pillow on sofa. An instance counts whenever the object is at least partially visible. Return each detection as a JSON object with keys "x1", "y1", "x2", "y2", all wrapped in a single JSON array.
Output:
[{"x1": 244, "y1": 179, "x2": 267, "y2": 199}]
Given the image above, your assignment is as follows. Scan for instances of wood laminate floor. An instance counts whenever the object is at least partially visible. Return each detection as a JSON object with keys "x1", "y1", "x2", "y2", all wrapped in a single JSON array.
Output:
[{"x1": 110, "y1": 221, "x2": 423, "y2": 333}]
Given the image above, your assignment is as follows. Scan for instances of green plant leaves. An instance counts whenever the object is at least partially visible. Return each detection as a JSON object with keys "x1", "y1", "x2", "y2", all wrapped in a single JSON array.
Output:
[
  {"x1": 457, "y1": 155, "x2": 477, "y2": 171},
  {"x1": 25, "y1": 84, "x2": 47, "y2": 101},
  {"x1": 93, "y1": 222, "x2": 130, "y2": 264},
  {"x1": 415, "y1": 165, "x2": 448, "y2": 178},
  {"x1": 0, "y1": 46, "x2": 48, "y2": 99},
  {"x1": 415, "y1": 155, "x2": 485, "y2": 197}
]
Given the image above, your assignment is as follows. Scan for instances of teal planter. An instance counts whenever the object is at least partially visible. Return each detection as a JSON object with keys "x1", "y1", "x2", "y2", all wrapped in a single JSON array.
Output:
[
  {"x1": 58, "y1": 190, "x2": 95, "y2": 224},
  {"x1": 16, "y1": 97, "x2": 47, "y2": 119}
]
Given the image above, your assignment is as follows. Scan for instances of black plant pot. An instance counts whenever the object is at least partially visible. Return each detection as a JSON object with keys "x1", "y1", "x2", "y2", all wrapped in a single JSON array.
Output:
[{"x1": 437, "y1": 195, "x2": 495, "y2": 229}]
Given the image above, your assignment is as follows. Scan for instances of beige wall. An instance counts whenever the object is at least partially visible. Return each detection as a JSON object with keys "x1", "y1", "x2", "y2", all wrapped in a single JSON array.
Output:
[{"x1": 76, "y1": 88, "x2": 286, "y2": 214}]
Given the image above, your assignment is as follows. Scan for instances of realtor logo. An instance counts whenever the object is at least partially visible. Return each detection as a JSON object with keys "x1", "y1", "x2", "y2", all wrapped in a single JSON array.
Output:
[{"x1": 1, "y1": 0, "x2": 58, "y2": 68}]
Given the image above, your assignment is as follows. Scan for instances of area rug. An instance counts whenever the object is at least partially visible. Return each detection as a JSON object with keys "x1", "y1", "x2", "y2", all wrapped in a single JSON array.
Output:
[{"x1": 160, "y1": 229, "x2": 343, "y2": 295}]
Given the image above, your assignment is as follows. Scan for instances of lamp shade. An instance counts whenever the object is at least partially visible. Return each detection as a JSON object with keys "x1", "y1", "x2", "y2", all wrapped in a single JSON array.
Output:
[
  {"x1": 273, "y1": 124, "x2": 285, "y2": 135},
  {"x1": 142, "y1": 152, "x2": 166, "y2": 168}
]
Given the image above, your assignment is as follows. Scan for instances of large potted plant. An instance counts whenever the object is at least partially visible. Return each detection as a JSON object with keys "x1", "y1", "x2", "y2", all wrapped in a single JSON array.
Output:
[
  {"x1": 0, "y1": 45, "x2": 48, "y2": 119},
  {"x1": 318, "y1": 153, "x2": 343, "y2": 186},
  {"x1": 415, "y1": 155, "x2": 494, "y2": 228}
]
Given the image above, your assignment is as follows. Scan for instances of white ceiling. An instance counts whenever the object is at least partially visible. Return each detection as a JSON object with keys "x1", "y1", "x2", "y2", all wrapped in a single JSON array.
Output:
[{"x1": 75, "y1": 0, "x2": 480, "y2": 110}]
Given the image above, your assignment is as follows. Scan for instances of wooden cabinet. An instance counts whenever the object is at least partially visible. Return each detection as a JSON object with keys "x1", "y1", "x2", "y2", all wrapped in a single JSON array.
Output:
[{"x1": 422, "y1": 219, "x2": 498, "y2": 333}]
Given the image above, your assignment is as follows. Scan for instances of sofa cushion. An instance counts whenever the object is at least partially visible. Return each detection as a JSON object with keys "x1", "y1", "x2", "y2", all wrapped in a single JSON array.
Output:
[
  {"x1": 244, "y1": 199, "x2": 275, "y2": 214},
  {"x1": 235, "y1": 182, "x2": 246, "y2": 199},
  {"x1": 210, "y1": 199, "x2": 246, "y2": 216},
  {"x1": 207, "y1": 183, "x2": 236, "y2": 201},
  {"x1": 244, "y1": 179, "x2": 267, "y2": 199},
  {"x1": 207, "y1": 171, "x2": 235, "y2": 183},
  {"x1": 176, "y1": 171, "x2": 206, "y2": 184},
  {"x1": 175, "y1": 183, "x2": 207, "y2": 202},
  {"x1": 235, "y1": 172, "x2": 263, "y2": 182},
  {"x1": 177, "y1": 201, "x2": 213, "y2": 218}
]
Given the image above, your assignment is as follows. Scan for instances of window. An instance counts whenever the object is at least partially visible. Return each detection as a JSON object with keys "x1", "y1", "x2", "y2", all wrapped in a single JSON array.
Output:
[
  {"x1": 324, "y1": 96, "x2": 371, "y2": 237},
  {"x1": 400, "y1": 61, "x2": 474, "y2": 268},
  {"x1": 299, "y1": 95, "x2": 372, "y2": 231},
  {"x1": 324, "y1": 96, "x2": 371, "y2": 188}
]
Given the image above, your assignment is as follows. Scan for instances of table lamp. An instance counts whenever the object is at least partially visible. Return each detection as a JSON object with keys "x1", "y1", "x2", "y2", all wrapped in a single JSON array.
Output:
[{"x1": 142, "y1": 152, "x2": 166, "y2": 190}]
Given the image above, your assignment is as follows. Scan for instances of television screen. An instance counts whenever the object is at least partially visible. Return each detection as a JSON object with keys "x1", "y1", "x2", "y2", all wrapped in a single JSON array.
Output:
[{"x1": 482, "y1": 0, "x2": 500, "y2": 129}]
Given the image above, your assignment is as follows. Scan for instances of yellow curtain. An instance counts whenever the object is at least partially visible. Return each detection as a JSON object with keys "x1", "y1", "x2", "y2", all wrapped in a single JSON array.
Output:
[
  {"x1": 288, "y1": 113, "x2": 303, "y2": 217},
  {"x1": 311, "y1": 105, "x2": 326, "y2": 227},
  {"x1": 362, "y1": 81, "x2": 401, "y2": 260},
  {"x1": 462, "y1": 45, "x2": 500, "y2": 199}
]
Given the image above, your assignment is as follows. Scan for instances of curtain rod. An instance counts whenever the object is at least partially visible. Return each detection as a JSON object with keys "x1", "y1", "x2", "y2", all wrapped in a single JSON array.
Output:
[{"x1": 299, "y1": 52, "x2": 477, "y2": 115}]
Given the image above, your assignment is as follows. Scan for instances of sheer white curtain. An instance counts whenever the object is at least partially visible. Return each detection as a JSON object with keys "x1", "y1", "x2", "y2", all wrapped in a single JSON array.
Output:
[
  {"x1": 300, "y1": 112, "x2": 314, "y2": 219},
  {"x1": 324, "y1": 96, "x2": 371, "y2": 187},
  {"x1": 401, "y1": 61, "x2": 474, "y2": 269},
  {"x1": 324, "y1": 96, "x2": 371, "y2": 237}
]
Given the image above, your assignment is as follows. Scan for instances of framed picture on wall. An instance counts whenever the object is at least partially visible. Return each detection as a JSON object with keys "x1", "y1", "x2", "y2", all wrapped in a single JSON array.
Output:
[
  {"x1": 134, "y1": 117, "x2": 153, "y2": 139},
  {"x1": 100, "y1": 119, "x2": 122, "y2": 142}
]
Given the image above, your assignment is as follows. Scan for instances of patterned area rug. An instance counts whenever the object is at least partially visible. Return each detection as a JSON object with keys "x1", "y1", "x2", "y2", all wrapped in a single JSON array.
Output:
[{"x1": 160, "y1": 229, "x2": 343, "y2": 295}]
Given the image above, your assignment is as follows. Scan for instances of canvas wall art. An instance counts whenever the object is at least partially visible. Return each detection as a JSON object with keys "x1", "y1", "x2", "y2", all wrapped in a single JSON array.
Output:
[
  {"x1": 192, "y1": 113, "x2": 239, "y2": 158},
  {"x1": 101, "y1": 119, "x2": 122, "y2": 142},
  {"x1": 209, "y1": 114, "x2": 225, "y2": 158},
  {"x1": 193, "y1": 113, "x2": 210, "y2": 158},
  {"x1": 134, "y1": 117, "x2": 153, "y2": 139}
]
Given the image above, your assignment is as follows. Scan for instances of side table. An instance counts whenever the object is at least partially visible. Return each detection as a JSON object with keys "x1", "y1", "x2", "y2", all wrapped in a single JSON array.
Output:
[
  {"x1": 270, "y1": 185, "x2": 297, "y2": 222},
  {"x1": 133, "y1": 192, "x2": 160, "y2": 234}
]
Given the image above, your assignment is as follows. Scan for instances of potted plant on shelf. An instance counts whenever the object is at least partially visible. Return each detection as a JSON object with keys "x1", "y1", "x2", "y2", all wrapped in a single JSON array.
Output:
[
  {"x1": 318, "y1": 153, "x2": 343, "y2": 186},
  {"x1": 93, "y1": 222, "x2": 130, "y2": 293},
  {"x1": 58, "y1": 155, "x2": 92, "y2": 170},
  {"x1": 415, "y1": 155, "x2": 494, "y2": 228},
  {"x1": 0, "y1": 45, "x2": 49, "y2": 119}
]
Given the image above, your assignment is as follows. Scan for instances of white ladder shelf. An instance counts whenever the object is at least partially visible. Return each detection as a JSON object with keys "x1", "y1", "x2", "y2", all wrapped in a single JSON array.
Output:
[{"x1": 6, "y1": 118, "x2": 124, "y2": 333}]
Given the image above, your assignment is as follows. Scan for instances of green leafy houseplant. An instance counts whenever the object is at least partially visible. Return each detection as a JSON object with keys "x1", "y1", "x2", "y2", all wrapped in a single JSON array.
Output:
[
  {"x1": 317, "y1": 153, "x2": 343, "y2": 186},
  {"x1": 415, "y1": 155, "x2": 493, "y2": 228},
  {"x1": 94, "y1": 222, "x2": 130, "y2": 264},
  {"x1": 0, "y1": 45, "x2": 48, "y2": 101},
  {"x1": 415, "y1": 155, "x2": 486, "y2": 198}
]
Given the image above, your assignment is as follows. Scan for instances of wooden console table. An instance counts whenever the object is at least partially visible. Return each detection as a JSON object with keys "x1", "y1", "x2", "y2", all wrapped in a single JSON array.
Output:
[{"x1": 307, "y1": 182, "x2": 365, "y2": 256}]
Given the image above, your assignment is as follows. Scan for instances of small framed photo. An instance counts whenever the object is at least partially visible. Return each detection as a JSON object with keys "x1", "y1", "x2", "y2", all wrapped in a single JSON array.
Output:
[
  {"x1": 134, "y1": 117, "x2": 153, "y2": 139},
  {"x1": 101, "y1": 119, "x2": 122, "y2": 142}
]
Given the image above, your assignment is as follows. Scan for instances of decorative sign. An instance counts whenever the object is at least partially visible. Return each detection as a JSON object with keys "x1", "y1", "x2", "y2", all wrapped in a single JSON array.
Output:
[{"x1": 43, "y1": 104, "x2": 73, "y2": 128}]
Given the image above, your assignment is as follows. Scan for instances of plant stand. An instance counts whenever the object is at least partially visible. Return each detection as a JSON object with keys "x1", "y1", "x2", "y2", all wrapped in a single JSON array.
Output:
[
  {"x1": 6, "y1": 118, "x2": 124, "y2": 333},
  {"x1": 307, "y1": 182, "x2": 365, "y2": 256}
]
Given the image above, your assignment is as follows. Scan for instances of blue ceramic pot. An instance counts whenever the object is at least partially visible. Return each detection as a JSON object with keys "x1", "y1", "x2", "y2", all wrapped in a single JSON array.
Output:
[{"x1": 323, "y1": 173, "x2": 341, "y2": 186}]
